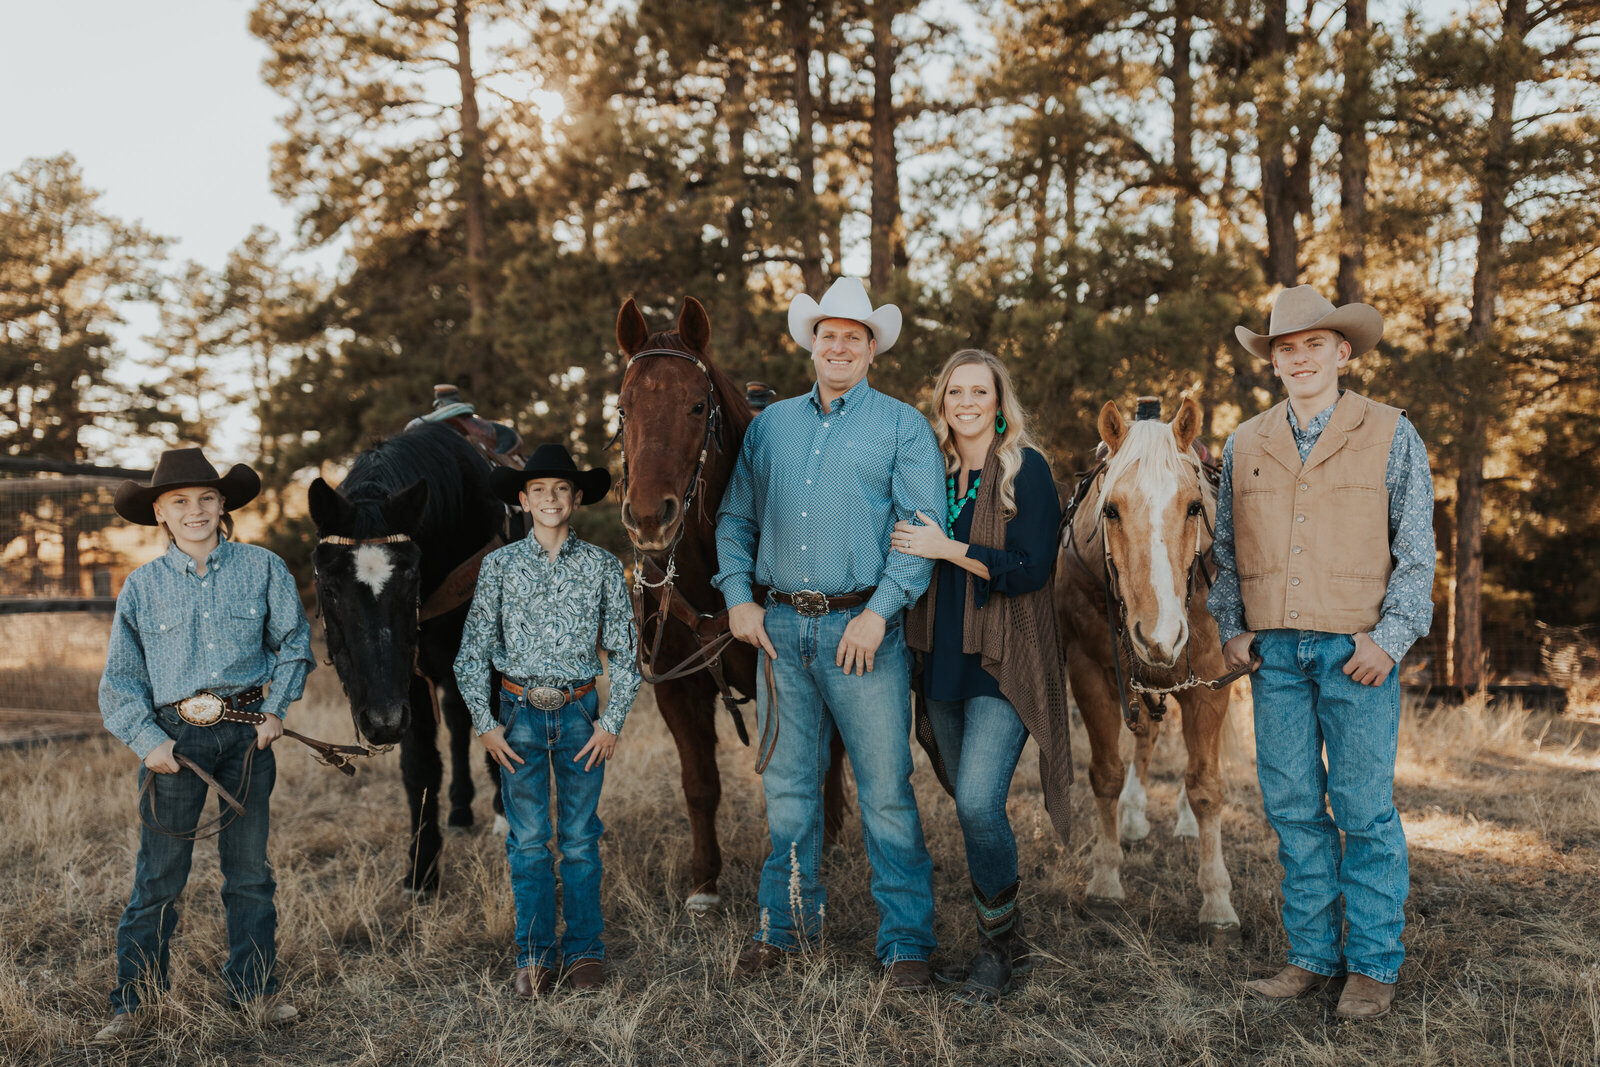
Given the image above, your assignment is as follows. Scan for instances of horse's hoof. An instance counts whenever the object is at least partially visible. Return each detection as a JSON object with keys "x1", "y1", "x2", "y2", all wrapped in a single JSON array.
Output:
[
  {"x1": 1084, "y1": 896, "x2": 1126, "y2": 922},
  {"x1": 1201, "y1": 922, "x2": 1242, "y2": 949},
  {"x1": 685, "y1": 892, "x2": 723, "y2": 914},
  {"x1": 492, "y1": 814, "x2": 509, "y2": 837},
  {"x1": 402, "y1": 869, "x2": 440, "y2": 899},
  {"x1": 446, "y1": 808, "x2": 475, "y2": 829}
]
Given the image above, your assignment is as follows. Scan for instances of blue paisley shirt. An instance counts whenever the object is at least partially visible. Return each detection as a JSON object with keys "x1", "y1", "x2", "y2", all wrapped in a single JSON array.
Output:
[
  {"x1": 714, "y1": 378, "x2": 946, "y2": 618},
  {"x1": 454, "y1": 533, "x2": 640, "y2": 736},
  {"x1": 1209, "y1": 394, "x2": 1437, "y2": 662},
  {"x1": 99, "y1": 539, "x2": 314, "y2": 760}
]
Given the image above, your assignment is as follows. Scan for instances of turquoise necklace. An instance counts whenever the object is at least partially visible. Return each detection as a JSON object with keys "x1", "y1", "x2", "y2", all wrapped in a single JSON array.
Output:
[{"x1": 946, "y1": 472, "x2": 980, "y2": 529}]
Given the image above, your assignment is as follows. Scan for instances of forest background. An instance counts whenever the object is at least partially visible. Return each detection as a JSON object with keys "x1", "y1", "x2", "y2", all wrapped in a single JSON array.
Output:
[{"x1": 3, "y1": 0, "x2": 1599, "y2": 691}]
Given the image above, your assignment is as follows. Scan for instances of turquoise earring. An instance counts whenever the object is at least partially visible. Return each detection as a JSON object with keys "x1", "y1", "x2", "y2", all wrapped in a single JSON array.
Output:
[{"x1": 996, "y1": 414, "x2": 1007, "y2": 434}]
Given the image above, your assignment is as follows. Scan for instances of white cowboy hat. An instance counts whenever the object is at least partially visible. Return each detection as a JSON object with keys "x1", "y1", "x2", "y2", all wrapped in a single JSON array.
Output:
[
  {"x1": 788, "y1": 277, "x2": 903, "y2": 354},
  {"x1": 1235, "y1": 284, "x2": 1384, "y2": 360}
]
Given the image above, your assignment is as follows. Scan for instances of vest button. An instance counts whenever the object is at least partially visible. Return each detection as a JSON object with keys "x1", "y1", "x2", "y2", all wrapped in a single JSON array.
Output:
[
  {"x1": 1289, "y1": 611, "x2": 1299, "y2": 620},
  {"x1": 1290, "y1": 577, "x2": 1300, "y2": 586},
  {"x1": 1299, "y1": 483, "x2": 1309, "y2": 491},
  {"x1": 1292, "y1": 545, "x2": 1303, "y2": 554},
  {"x1": 1295, "y1": 514, "x2": 1306, "y2": 523}
]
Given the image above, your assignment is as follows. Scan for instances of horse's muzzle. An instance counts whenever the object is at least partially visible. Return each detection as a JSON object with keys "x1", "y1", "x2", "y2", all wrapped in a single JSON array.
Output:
[{"x1": 357, "y1": 701, "x2": 409, "y2": 745}]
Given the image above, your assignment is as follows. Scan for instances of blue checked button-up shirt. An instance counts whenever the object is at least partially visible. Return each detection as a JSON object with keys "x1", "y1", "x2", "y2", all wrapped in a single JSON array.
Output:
[
  {"x1": 454, "y1": 533, "x2": 640, "y2": 737},
  {"x1": 1209, "y1": 396, "x2": 1437, "y2": 662},
  {"x1": 99, "y1": 540, "x2": 315, "y2": 760},
  {"x1": 714, "y1": 378, "x2": 946, "y2": 619}
]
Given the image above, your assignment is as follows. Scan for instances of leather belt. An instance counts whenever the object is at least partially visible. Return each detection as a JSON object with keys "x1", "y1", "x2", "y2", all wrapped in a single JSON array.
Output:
[
  {"x1": 769, "y1": 587, "x2": 877, "y2": 619},
  {"x1": 502, "y1": 678, "x2": 596, "y2": 712},
  {"x1": 169, "y1": 686, "x2": 267, "y2": 727}
]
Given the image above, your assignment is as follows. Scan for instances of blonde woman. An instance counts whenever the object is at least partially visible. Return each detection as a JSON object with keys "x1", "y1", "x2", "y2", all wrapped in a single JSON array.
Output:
[{"x1": 896, "y1": 350, "x2": 1073, "y2": 1005}]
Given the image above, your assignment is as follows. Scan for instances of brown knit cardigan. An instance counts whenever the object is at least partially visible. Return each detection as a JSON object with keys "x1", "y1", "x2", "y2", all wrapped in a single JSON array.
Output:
[{"x1": 907, "y1": 442, "x2": 1073, "y2": 845}]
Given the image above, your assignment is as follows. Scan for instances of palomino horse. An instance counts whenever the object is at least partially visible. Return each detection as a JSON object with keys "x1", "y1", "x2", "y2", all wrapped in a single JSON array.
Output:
[
  {"x1": 615, "y1": 296, "x2": 847, "y2": 911},
  {"x1": 309, "y1": 423, "x2": 509, "y2": 894},
  {"x1": 1056, "y1": 395, "x2": 1243, "y2": 935}
]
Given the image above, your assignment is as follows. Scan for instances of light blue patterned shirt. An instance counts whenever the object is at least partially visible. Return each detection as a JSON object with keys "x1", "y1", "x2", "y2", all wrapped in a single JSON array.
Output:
[
  {"x1": 1209, "y1": 393, "x2": 1437, "y2": 662},
  {"x1": 454, "y1": 533, "x2": 640, "y2": 736},
  {"x1": 99, "y1": 540, "x2": 314, "y2": 759},
  {"x1": 714, "y1": 378, "x2": 946, "y2": 619}
]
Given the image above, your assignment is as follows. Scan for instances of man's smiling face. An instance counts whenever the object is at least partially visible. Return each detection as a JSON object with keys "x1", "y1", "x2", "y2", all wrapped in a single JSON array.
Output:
[
  {"x1": 1271, "y1": 328, "x2": 1350, "y2": 411},
  {"x1": 812, "y1": 317, "x2": 876, "y2": 399}
]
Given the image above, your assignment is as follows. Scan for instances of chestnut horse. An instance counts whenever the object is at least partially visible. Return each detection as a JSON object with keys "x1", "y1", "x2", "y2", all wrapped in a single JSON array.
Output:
[
  {"x1": 1056, "y1": 395, "x2": 1242, "y2": 935},
  {"x1": 614, "y1": 296, "x2": 846, "y2": 911}
]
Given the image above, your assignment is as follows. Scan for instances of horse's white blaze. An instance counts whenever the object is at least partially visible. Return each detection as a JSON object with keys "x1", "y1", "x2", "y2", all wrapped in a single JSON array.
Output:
[
  {"x1": 1118, "y1": 762, "x2": 1151, "y2": 843},
  {"x1": 1138, "y1": 462, "x2": 1188, "y2": 660},
  {"x1": 1174, "y1": 783, "x2": 1199, "y2": 839},
  {"x1": 353, "y1": 545, "x2": 395, "y2": 597}
]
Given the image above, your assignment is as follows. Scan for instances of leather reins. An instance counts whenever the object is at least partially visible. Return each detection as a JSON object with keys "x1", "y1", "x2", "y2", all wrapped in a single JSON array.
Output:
[{"x1": 616, "y1": 347, "x2": 762, "y2": 759}]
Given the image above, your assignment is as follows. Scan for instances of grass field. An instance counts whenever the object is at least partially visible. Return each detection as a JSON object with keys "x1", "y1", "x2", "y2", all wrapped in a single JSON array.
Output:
[{"x1": 2, "y1": 646, "x2": 1598, "y2": 1066}]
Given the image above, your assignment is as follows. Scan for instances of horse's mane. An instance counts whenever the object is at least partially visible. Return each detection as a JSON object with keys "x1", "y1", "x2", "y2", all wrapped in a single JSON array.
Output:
[
  {"x1": 1096, "y1": 418, "x2": 1210, "y2": 514},
  {"x1": 642, "y1": 328, "x2": 754, "y2": 447},
  {"x1": 341, "y1": 422, "x2": 494, "y2": 538}
]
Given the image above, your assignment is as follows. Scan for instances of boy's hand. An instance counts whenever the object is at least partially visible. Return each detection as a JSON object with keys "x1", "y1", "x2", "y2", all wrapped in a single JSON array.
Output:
[
  {"x1": 479, "y1": 726, "x2": 525, "y2": 774},
  {"x1": 144, "y1": 739, "x2": 180, "y2": 774},
  {"x1": 575, "y1": 725, "x2": 617, "y2": 772},
  {"x1": 1343, "y1": 632, "x2": 1395, "y2": 687},
  {"x1": 1223, "y1": 632, "x2": 1259, "y2": 673},
  {"x1": 254, "y1": 714, "x2": 283, "y2": 751}
]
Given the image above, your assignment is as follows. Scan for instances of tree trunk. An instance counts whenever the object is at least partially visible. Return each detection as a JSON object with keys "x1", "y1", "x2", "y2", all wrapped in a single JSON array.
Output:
[
  {"x1": 1453, "y1": 0, "x2": 1526, "y2": 690},
  {"x1": 1259, "y1": 0, "x2": 1298, "y2": 287},
  {"x1": 1171, "y1": 0, "x2": 1197, "y2": 239},
  {"x1": 868, "y1": 0, "x2": 906, "y2": 292},
  {"x1": 724, "y1": 61, "x2": 753, "y2": 348},
  {"x1": 788, "y1": 0, "x2": 825, "y2": 294},
  {"x1": 452, "y1": 0, "x2": 491, "y2": 396},
  {"x1": 1336, "y1": 0, "x2": 1370, "y2": 305}
]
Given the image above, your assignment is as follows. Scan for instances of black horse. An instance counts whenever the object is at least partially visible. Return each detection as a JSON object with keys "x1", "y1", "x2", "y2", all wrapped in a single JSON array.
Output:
[{"x1": 308, "y1": 422, "x2": 506, "y2": 894}]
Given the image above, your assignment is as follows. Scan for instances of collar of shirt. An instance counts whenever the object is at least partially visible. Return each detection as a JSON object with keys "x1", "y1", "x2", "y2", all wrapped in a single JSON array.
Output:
[
  {"x1": 807, "y1": 376, "x2": 874, "y2": 416},
  {"x1": 159, "y1": 537, "x2": 234, "y2": 578},
  {"x1": 1286, "y1": 389, "x2": 1345, "y2": 460},
  {"x1": 514, "y1": 529, "x2": 583, "y2": 566}
]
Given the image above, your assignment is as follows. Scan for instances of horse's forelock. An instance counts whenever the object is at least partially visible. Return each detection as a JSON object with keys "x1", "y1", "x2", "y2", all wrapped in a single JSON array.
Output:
[{"x1": 1097, "y1": 418, "x2": 1203, "y2": 516}]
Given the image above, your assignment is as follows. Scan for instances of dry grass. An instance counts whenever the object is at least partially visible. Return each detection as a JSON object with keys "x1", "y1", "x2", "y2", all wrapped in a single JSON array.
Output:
[{"x1": 2, "y1": 661, "x2": 1598, "y2": 1066}]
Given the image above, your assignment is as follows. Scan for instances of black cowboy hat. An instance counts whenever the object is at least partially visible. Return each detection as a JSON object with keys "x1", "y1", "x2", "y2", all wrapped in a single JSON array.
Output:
[
  {"x1": 114, "y1": 447, "x2": 262, "y2": 526},
  {"x1": 490, "y1": 444, "x2": 611, "y2": 507}
]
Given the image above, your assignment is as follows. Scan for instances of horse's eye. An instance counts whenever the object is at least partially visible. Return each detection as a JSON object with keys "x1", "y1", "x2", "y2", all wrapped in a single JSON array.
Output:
[
  {"x1": 1187, "y1": 500, "x2": 1205, "y2": 517},
  {"x1": 1103, "y1": 503, "x2": 1119, "y2": 521},
  {"x1": 691, "y1": 401, "x2": 706, "y2": 416}
]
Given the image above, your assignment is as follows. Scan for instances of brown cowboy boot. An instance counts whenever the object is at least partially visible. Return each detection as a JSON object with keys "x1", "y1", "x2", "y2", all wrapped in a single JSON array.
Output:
[
  {"x1": 513, "y1": 965, "x2": 554, "y2": 998},
  {"x1": 734, "y1": 941, "x2": 789, "y2": 979},
  {"x1": 1243, "y1": 964, "x2": 1332, "y2": 1000},
  {"x1": 1335, "y1": 974, "x2": 1396, "y2": 1020}
]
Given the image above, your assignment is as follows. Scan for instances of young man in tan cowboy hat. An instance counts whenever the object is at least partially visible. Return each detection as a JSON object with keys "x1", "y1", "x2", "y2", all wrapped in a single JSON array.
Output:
[
  {"x1": 715, "y1": 276, "x2": 947, "y2": 988},
  {"x1": 96, "y1": 448, "x2": 314, "y2": 1040},
  {"x1": 454, "y1": 444, "x2": 640, "y2": 997},
  {"x1": 1210, "y1": 285, "x2": 1436, "y2": 1020}
]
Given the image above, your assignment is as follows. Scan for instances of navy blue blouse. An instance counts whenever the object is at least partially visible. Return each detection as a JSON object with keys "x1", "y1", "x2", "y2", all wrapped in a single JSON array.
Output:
[{"x1": 924, "y1": 447, "x2": 1062, "y2": 702}]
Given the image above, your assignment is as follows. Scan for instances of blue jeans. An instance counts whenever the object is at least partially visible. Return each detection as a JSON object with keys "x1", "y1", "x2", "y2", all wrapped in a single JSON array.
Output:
[
  {"x1": 112, "y1": 705, "x2": 278, "y2": 1014},
  {"x1": 755, "y1": 602, "x2": 935, "y2": 964},
  {"x1": 924, "y1": 695, "x2": 1030, "y2": 899},
  {"x1": 498, "y1": 685, "x2": 606, "y2": 969},
  {"x1": 1252, "y1": 630, "x2": 1408, "y2": 984}
]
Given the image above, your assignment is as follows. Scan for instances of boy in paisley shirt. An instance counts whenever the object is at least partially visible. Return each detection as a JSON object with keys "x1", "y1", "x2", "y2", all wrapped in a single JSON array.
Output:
[{"x1": 454, "y1": 444, "x2": 640, "y2": 997}]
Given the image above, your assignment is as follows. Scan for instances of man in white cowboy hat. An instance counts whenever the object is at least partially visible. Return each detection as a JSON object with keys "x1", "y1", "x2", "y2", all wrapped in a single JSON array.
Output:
[
  {"x1": 714, "y1": 276, "x2": 946, "y2": 987},
  {"x1": 1210, "y1": 284, "x2": 1436, "y2": 1020}
]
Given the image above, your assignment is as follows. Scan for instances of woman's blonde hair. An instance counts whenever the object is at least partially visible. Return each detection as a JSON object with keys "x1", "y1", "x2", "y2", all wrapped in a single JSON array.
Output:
[{"x1": 928, "y1": 349, "x2": 1039, "y2": 520}]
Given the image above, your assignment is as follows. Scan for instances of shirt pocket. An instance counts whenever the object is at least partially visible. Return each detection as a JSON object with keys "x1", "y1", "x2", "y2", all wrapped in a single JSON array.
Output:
[
  {"x1": 137, "y1": 613, "x2": 187, "y2": 640},
  {"x1": 224, "y1": 603, "x2": 267, "y2": 650}
]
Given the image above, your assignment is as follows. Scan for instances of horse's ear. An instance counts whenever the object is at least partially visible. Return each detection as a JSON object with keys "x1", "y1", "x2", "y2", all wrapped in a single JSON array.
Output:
[
  {"x1": 1098, "y1": 400, "x2": 1128, "y2": 455},
  {"x1": 617, "y1": 298, "x2": 649, "y2": 356},
  {"x1": 678, "y1": 296, "x2": 711, "y2": 355},
  {"x1": 308, "y1": 477, "x2": 350, "y2": 533},
  {"x1": 381, "y1": 480, "x2": 430, "y2": 534},
  {"x1": 1173, "y1": 395, "x2": 1202, "y2": 453}
]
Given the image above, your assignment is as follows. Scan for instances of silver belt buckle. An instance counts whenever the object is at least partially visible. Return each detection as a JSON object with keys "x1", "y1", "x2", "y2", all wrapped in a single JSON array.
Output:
[
  {"x1": 527, "y1": 686, "x2": 567, "y2": 711},
  {"x1": 176, "y1": 691, "x2": 226, "y2": 726},
  {"x1": 790, "y1": 589, "x2": 830, "y2": 618}
]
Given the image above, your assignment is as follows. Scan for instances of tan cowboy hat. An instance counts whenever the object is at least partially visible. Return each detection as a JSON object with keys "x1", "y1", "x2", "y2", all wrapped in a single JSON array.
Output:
[
  {"x1": 788, "y1": 276, "x2": 902, "y2": 354},
  {"x1": 1235, "y1": 284, "x2": 1384, "y2": 360},
  {"x1": 114, "y1": 447, "x2": 261, "y2": 526}
]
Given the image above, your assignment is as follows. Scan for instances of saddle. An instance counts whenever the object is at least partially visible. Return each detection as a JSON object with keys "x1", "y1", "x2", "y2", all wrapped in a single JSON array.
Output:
[{"x1": 406, "y1": 384, "x2": 526, "y2": 470}]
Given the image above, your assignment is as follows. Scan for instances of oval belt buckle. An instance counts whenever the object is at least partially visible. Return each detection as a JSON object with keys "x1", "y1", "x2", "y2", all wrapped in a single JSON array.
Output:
[
  {"x1": 527, "y1": 686, "x2": 566, "y2": 712},
  {"x1": 177, "y1": 691, "x2": 226, "y2": 726}
]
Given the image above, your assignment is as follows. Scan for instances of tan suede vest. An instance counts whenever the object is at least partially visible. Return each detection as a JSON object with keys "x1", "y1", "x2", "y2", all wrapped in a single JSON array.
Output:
[{"x1": 1232, "y1": 391, "x2": 1402, "y2": 634}]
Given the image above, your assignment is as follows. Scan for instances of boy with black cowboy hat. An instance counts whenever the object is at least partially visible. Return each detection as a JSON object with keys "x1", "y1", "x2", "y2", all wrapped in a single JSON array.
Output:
[
  {"x1": 95, "y1": 447, "x2": 314, "y2": 1041},
  {"x1": 1210, "y1": 285, "x2": 1436, "y2": 1021},
  {"x1": 454, "y1": 443, "x2": 640, "y2": 997}
]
